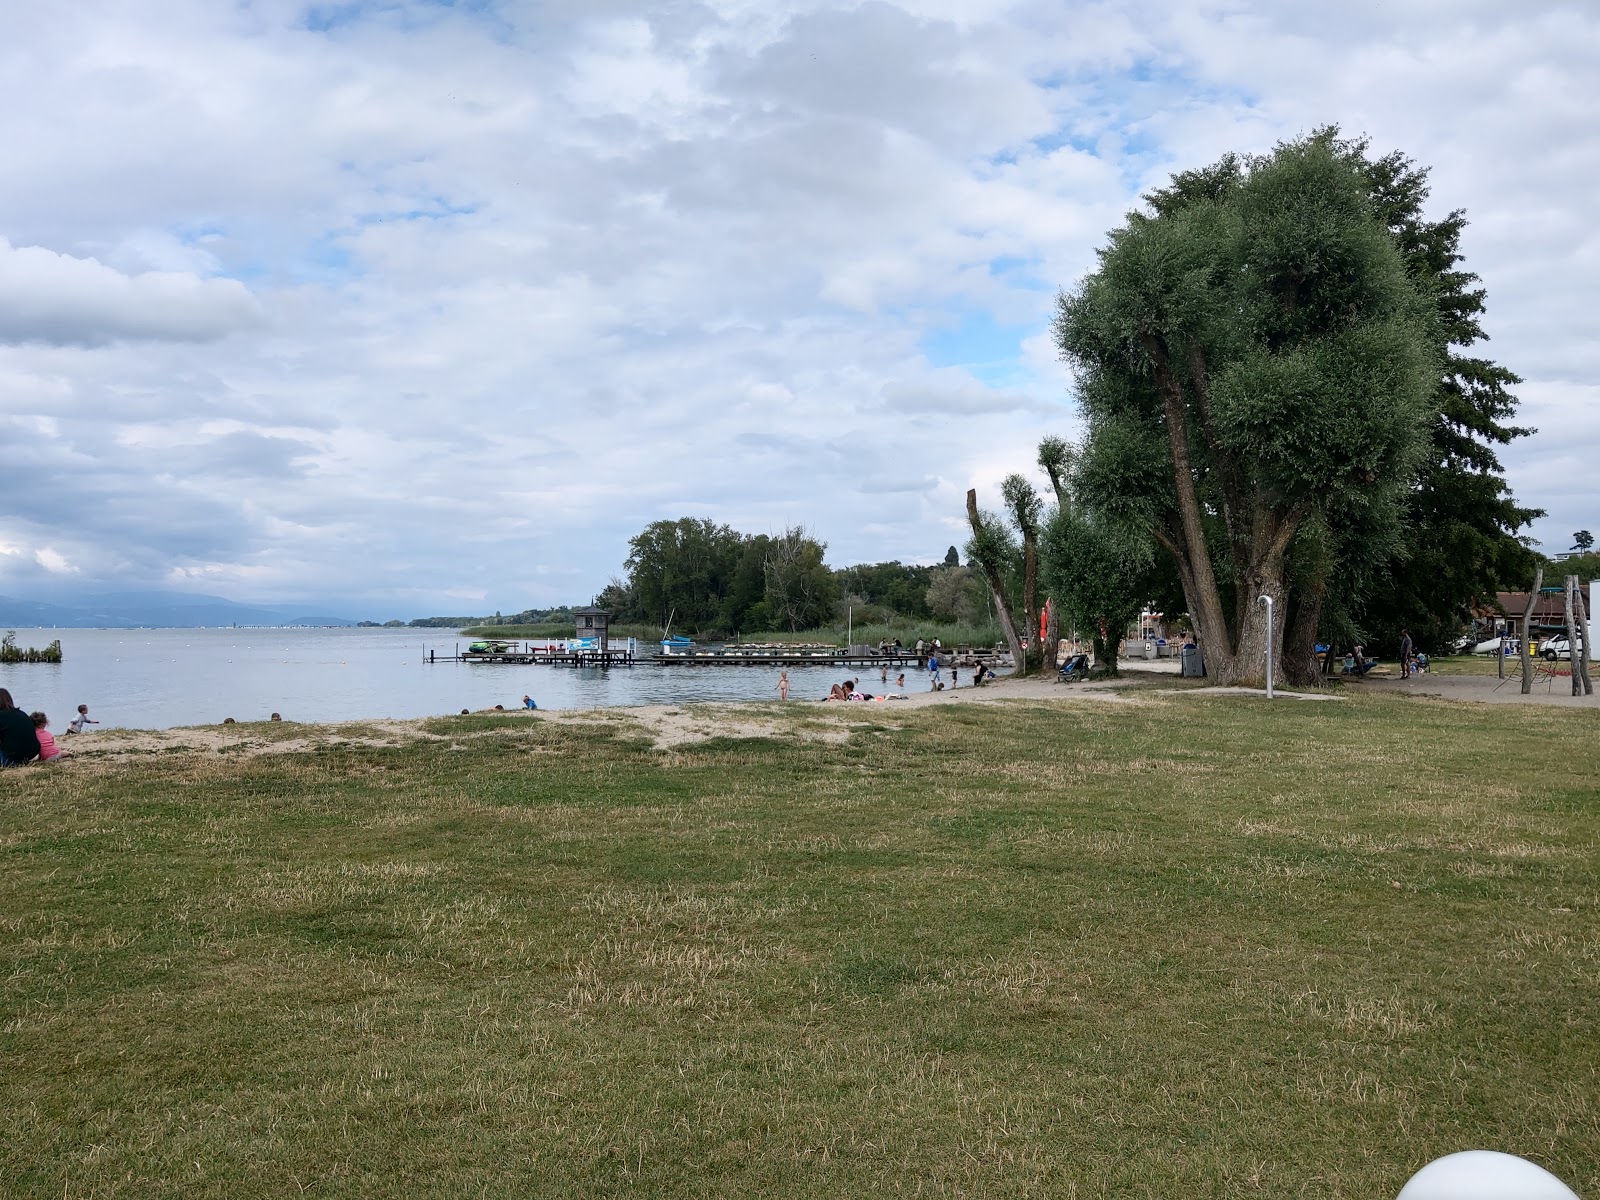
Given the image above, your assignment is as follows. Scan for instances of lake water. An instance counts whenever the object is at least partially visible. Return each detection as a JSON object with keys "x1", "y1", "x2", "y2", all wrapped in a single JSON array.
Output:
[{"x1": 0, "y1": 628, "x2": 929, "y2": 731}]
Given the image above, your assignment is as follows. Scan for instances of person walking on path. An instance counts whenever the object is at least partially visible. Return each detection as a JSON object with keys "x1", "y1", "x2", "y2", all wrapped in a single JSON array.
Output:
[
  {"x1": 1400, "y1": 629, "x2": 1414, "y2": 679},
  {"x1": 0, "y1": 689, "x2": 41, "y2": 766},
  {"x1": 777, "y1": 671, "x2": 790, "y2": 701}
]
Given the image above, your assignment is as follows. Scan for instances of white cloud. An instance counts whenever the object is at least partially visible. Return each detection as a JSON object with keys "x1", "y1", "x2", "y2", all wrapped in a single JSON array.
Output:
[
  {"x1": 34, "y1": 548, "x2": 76, "y2": 574},
  {"x1": 0, "y1": 238, "x2": 263, "y2": 346},
  {"x1": 0, "y1": 0, "x2": 1593, "y2": 610}
]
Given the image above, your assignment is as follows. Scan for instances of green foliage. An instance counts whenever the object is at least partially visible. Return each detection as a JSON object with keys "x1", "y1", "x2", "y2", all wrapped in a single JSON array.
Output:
[
  {"x1": 763, "y1": 526, "x2": 839, "y2": 632},
  {"x1": 964, "y1": 505, "x2": 1022, "y2": 604},
  {"x1": 1058, "y1": 131, "x2": 1440, "y2": 679},
  {"x1": 837, "y1": 561, "x2": 936, "y2": 620},
  {"x1": 624, "y1": 517, "x2": 748, "y2": 635},
  {"x1": 923, "y1": 565, "x2": 986, "y2": 625},
  {"x1": 1540, "y1": 551, "x2": 1600, "y2": 582},
  {"x1": 408, "y1": 607, "x2": 574, "y2": 629},
  {"x1": 1334, "y1": 136, "x2": 1541, "y2": 652},
  {"x1": 1039, "y1": 468, "x2": 1155, "y2": 673},
  {"x1": 0, "y1": 632, "x2": 63, "y2": 663}
]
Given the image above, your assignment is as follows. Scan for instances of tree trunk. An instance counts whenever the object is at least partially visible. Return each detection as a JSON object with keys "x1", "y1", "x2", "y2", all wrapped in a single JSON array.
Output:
[
  {"x1": 1042, "y1": 598, "x2": 1061, "y2": 675},
  {"x1": 1093, "y1": 620, "x2": 1119, "y2": 675},
  {"x1": 1283, "y1": 588, "x2": 1325, "y2": 688},
  {"x1": 1576, "y1": 579, "x2": 1594, "y2": 695},
  {"x1": 1520, "y1": 568, "x2": 1541, "y2": 695},
  {"x1": 1143, "y1": 338, "x2": 1236, "y2": 680},
  {"x1": 1564, "y1": 575, "x2": 1583, "y2": 696},
  {"x1": 966, "y1": 488, "x2": 1024, "y2": 669},
  {"x1": 1022, "y1": 531, "x2": 1038, "y2": 675}
]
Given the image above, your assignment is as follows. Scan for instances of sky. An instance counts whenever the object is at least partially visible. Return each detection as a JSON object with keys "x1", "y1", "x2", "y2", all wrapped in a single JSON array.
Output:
[{"x1": 1, "y1": 0, "x2": 1596, "y2": 618}]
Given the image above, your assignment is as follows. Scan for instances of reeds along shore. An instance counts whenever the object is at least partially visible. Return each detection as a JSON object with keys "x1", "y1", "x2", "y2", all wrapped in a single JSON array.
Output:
[{"x1": 0, "y1": 632, "x2": 63, "y2": 663}]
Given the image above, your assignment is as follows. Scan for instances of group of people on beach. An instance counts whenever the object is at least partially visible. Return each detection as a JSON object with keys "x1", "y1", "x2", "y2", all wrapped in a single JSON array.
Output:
[
  {"x1": 822, "y1": 677, "x2": 903, "y2": 702},
  {"x1": 774, "y1": 658, "x2": 995, "y2": 703},
  {"x1": 0, "y1": 690, "x2": 97, "y2": 767}
]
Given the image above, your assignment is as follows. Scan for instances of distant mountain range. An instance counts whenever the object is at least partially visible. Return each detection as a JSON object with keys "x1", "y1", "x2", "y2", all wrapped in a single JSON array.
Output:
[{"x1": 0, "y1": 591, "x2": 359, "y2": 629}]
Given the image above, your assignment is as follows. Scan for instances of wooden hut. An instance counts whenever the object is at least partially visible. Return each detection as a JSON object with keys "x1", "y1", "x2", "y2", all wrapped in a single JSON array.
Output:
[{"x1": 573, "y1": 606, "x2": 610, "y2": 651}]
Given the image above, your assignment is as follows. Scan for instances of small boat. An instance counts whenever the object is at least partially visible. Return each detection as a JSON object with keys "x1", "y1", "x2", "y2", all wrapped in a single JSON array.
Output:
[
  {"x1": 468, "y1": 640, "x2": 513, "y2": 654},
  {"x1": 660, "y1": 635, "x2": 694, "y2": 650}
]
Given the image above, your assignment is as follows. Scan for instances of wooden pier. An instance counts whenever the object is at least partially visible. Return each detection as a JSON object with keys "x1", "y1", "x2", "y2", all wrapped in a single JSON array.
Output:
[
  {"x1": 651, "y1": 647, "x2": 1009, "y2": 669},
  {"x1": 425, "y1": 641, "x2": 1010, "y2": 671},
  {"x1": 424, "y1": 644, "x2": 637, "y2": 668}
]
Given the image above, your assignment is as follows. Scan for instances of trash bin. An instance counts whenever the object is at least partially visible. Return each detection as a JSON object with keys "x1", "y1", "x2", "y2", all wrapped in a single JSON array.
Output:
[
  {"x1": 1144, "y1": 640, "x2": 1157, "y2": 660},
  {"x1": 1181, "y1": 644, "x2": 1205, "y2": 677}
]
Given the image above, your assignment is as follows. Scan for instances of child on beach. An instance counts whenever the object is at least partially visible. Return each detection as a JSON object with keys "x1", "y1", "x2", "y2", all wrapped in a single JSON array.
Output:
[
  {"x1": 32, "y1": 713, "x2": 62, "y2": 761},
  {"x1": 777, "y1": 671, "x2": 790, "y2": 701},
  {"x1": 67, "y1": 704, "x2": 98, "y2": 734}
]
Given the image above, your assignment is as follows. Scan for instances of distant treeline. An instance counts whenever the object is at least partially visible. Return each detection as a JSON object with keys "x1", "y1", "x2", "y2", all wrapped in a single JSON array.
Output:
[
  {"x1": 596, "y1": 518, "x2": 987, "y2": 639},
  {"x1": 1, "y1": 631, "x2": 63, "y2": 663},
  {"x1": 399, "y1": 517, "x2": 992, "y2": 641},
  {"x1": 401, "y1": 606, "x2": 579, "y2": 629}
]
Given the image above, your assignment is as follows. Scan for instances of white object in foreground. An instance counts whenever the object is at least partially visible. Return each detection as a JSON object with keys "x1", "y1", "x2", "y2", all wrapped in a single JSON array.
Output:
[{"x1": 1396, "y1": 1150, "x2": 1578, "y2": 1199}]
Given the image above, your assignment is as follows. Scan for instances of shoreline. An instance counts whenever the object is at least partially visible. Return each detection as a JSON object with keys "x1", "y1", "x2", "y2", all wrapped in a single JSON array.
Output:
[
  {"x1": 25, "y1": 672, "x2": 1147, "y2": 763},
  {"x1": 23, "y1": 668, "x2": 1597, "y2": 768}
]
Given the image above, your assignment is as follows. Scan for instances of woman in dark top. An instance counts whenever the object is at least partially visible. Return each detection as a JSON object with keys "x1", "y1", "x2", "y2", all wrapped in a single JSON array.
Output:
[{"x1": 0, "y1": 688, "x2": 42, "y2": 766}]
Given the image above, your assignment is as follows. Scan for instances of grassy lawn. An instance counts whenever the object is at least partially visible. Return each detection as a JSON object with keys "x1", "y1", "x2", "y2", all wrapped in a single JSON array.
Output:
[{"x1": 3, "y1": 692, "x2": 1597, "y2": 1197}]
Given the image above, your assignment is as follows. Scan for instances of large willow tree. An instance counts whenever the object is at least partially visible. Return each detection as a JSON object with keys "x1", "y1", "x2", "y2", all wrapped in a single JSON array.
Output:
[{"x1": 1055, "y1": 134, "x2": 1438, "y2": 686}]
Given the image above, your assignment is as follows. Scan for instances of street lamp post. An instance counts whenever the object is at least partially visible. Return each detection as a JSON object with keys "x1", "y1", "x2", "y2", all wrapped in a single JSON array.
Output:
[{"x1": 1259, "y1": 594, "x2": 1274, "y2": 700}]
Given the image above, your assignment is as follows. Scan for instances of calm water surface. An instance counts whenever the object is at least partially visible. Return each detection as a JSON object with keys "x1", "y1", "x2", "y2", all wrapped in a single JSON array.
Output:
[{"x1": 0, "y1": 628, "x2": 928, "y2": 731}]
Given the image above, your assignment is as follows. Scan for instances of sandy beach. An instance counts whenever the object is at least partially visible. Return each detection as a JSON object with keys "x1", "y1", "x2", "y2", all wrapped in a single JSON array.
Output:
[{"x1": 26, "y1": 664, "x2": 1595, "y2": 769}]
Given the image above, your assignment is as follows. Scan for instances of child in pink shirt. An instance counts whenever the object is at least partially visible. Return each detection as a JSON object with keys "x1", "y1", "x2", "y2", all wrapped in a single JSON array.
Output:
[{"x1": 31, "y1": 713, "x2": 62, "y2": 761}]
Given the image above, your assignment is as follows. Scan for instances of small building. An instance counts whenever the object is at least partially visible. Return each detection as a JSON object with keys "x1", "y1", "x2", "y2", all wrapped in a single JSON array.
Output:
[{"x1": 572, "y1": 606, "x2": 610, "y2": 651}]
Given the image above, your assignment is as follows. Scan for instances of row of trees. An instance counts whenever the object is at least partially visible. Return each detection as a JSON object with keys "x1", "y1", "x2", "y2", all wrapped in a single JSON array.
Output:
[
  {"x1": 971, "y1": 130, "x2": 1538, "y2": 685},
  {"x1": 596, "y1": 519, "x2": 985, "y2": 638}
]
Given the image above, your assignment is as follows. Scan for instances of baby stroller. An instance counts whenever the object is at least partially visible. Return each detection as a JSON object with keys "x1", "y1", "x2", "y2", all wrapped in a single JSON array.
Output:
[{"x1": 1058, "y1": 653, "x2": 1091, "y2": 682}]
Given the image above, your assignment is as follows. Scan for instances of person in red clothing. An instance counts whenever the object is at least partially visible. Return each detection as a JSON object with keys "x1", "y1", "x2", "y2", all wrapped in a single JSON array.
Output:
[{"x1": 31, "y1": 713, "x2": 62, "y2": 761}]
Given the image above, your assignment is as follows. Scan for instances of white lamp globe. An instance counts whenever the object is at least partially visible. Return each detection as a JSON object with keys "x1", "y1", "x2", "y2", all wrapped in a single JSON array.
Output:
[{"x1": 1396, "y1": 1150, "x2": 1579, "y2": 1199}]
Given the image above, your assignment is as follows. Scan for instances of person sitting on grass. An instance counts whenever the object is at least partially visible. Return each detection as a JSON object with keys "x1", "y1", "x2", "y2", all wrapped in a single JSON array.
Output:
[
  {"x1": 0, "y1": 689, "x2": 40, "y2": 767},
  {"x1": 31, "y1": 713, "x2": 62, "y2": 761}
]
